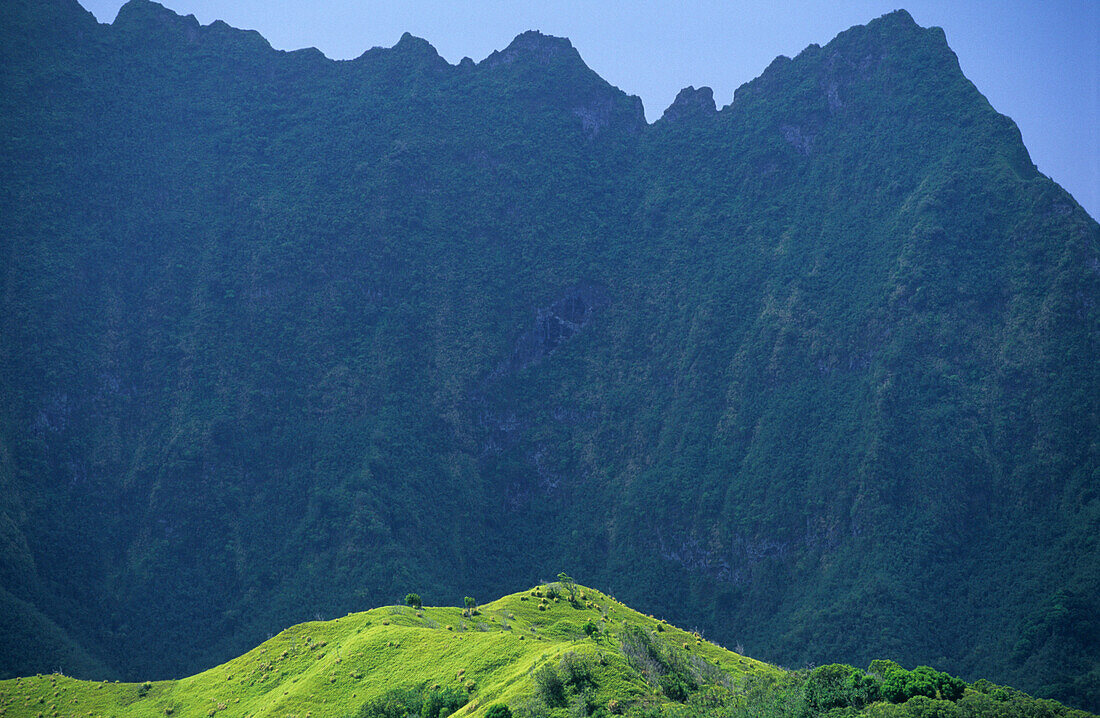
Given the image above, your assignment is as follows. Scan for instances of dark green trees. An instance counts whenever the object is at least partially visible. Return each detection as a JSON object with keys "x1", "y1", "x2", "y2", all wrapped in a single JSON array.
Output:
[
  {"x1": 870, "y1": 660, "x2": 966, "y2": 703},
  {"x1": 803, "y1": 664, "x2": 881, "y2": 712}
]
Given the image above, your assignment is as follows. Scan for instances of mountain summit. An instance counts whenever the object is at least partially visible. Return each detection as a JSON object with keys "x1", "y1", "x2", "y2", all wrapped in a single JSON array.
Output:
[{"x1": 0, "y1": 2, "x2": 1097, "y2": 712}]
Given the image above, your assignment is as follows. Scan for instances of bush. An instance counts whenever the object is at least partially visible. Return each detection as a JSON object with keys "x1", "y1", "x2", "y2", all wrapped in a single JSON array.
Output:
[
  {"x1": 871, "y1": 660, "x2": 966, "y2": 704},
  {"x1": 660, "y1": 673, "x2": 693, "y2": 702},
  {"x1": 404, "y1": 593, "x2": 422, "y2": 609},
  {"x1": 359, "y1": 686, "x2": 466, "y2": 718},
  {"x1": 533, "y1": 664, "x2": 566, "y2": 707},
  {"x1": 559, "y1": 652, "x2": 596, "y2": 689},
  {"x1": 803, "y1": 664, "x2": 880, "y2": 713},
  {"x1": 485, "y1": 705, "x2": 512, "y2": 718}
]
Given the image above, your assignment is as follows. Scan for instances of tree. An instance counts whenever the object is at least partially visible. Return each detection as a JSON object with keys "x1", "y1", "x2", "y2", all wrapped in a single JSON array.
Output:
[
  {"x1": 557, "y1": 572, "x2": 577, "y2": 601},
  {"x1": 463, "y1": 596, "x2": 477, "y2": 615},
  {"x1": 404, "y1": 593, "x2": 422, "y2": 609}
]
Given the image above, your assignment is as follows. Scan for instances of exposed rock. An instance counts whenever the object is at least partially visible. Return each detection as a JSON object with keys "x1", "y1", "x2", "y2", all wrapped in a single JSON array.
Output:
[
  {"x1": 780, "y1": 123, "x2": 814, "y2": 155},
  {"x1": 659, "y1": 86, "x2": 717, "y2": 124},
  {"x1": 508, "y1": 282, "x2": 610, "y2": 372}
]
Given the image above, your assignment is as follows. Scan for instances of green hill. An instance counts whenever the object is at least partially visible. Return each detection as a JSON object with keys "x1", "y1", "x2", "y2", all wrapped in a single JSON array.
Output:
[
  {"x1": 1, "y1": 0, "x2": 1098, "y2": 711},
  {"x1": 0, "y1": 583, "x2": 1092, "y2": 718}
]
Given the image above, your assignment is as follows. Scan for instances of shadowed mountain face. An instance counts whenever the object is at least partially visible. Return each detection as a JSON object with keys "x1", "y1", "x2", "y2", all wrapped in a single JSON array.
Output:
[{"x1": 1, "y1": 0, "x2": 1097, "y2": 710}]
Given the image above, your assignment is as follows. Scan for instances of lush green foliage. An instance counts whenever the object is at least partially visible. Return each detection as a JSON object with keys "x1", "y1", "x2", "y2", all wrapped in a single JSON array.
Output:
[
  {"x1": 357, "y1": 686, "x2": 468, "y2": 718},
  {"x1": 0, "y1": 1, "x2": 1098, "y2": 712}
]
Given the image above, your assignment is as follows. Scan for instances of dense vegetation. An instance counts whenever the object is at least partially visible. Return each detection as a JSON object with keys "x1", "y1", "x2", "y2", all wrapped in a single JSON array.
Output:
[
  {"x1": 1, "y1": 0, "x2": 1098, "y2": 712},
  {"x1": 0, "y1": 585, "x2": 1092, "y2": 718}
]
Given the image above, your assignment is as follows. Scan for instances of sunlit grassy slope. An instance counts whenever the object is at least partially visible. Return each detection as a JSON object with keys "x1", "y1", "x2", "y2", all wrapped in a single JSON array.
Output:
[{"x1": 0, "y1": 585, "x2": 775, "y2": 717}]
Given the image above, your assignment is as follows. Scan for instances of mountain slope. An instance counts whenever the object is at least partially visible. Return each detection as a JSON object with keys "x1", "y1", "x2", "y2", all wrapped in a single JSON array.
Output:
[{"x1": 0, "y1": 1, "x2": 1097, "y2": 710}]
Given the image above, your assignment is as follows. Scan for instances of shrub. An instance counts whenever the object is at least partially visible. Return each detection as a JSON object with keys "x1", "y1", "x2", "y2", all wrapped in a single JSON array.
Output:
[
  {"x1": 485, "y1": 705, "x2": 512, "y2": 718},
  {"x1": 660, "y1": 673, "x2": 692, "y2": 702},
  {"x1": 583, "y1": 619, "x2": 599, "y2": 637},
  {"x1": 871, "y1": 660, "x2": 966, "y2": 704},
  {"x1": 620, "y1": 626, "x2": 665, "y2": 686},
  {"x1": 803, "y1": 664, "x2": 880, "y2": 713},
  {"x1": 404, "y1": 593, "x2": 422, "y2": 609},
  {"x1": 359, "y1": 686, "x2": 466, "y2": 718},
  {"x1": 533, "y1": 665, "x2": 567, "y2": 707},
  {"x1": 559, "y1": 652, "x2": 596, "y2": 689}
]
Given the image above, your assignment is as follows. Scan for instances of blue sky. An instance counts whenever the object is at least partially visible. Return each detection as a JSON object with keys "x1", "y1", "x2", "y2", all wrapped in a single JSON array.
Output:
[{"x1": 78, "y1": 0, "x2": 1099, "y2": 220}]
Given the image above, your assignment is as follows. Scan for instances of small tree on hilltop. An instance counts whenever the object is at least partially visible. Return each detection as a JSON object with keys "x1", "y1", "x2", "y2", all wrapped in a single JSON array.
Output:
[
  {"x1": 557, "y1": 572, "x2": 577, "y2": 601},
  {"x1": 464, "y1": 596, "x2": 477, "y2": 616},
  {"x1": 404, "y1": 593, "x2": 422, "y2": 609}
]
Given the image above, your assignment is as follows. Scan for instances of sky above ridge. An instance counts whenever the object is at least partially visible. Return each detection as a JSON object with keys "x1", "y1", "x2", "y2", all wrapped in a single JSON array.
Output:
[{"x1": 78, "y1": 0, "x2": 1099, "y2": 220}]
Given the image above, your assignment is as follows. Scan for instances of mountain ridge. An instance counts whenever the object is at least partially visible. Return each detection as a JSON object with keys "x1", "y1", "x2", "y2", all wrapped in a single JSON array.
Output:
[{"x1": 1, "y1": 0, "x2": 1097, "y2": 711}]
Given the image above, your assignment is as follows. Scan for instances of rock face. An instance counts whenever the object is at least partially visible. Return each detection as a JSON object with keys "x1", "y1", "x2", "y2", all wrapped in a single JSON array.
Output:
[
  {"x1": 509, "y1": 283, "x2": 610, "y2": 372},
  {"x1": 2, "y1": 3, "x2": 1099, "y2": 712},
  {"x1": 660, "y1": 86, "x2": 717, "y2": 123}
]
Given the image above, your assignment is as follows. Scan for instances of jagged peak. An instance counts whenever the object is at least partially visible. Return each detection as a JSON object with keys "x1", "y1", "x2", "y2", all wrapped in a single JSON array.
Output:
[
  {"x1": 111, "y1": 0, "x2": 272, "y2": 53},
  {"x1": 876, "y1": 8, "x2": 918, "y2": 29},
  {"x1": 394, "y1": 31, "x2": 436, "y2": 54},
  {"x1": 506, "y1": 30, "x2": 574, "y2": 54},
  {"x1": 113, "y1": 0, "x2": 197, "y2": 31},
  {"x1": 659, "y1": 85, "x2": 717, "y2": 124},
  {"x1": 728, "y1": 8, "x2": 959, "y2": 111},
  {"x1": 830, "y1": 7, "x2": 944, "y2": 55},
  {"x1": 350, "y1": 32, "x2": 448, "y2": 69},
  {"x1": 481, "y1": 30, "x2": 583, "y2": 69}
]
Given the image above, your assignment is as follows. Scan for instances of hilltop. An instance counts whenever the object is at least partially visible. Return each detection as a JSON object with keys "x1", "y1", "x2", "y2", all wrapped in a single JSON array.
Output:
[{"x1": 0, "y1": 583, "x2": 1093, "y2": 718}]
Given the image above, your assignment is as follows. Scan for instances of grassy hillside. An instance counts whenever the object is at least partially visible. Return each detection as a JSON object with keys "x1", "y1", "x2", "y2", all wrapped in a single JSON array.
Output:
[
  {"x1": 0, "y1": 584, "x2": 777, "y2": 717},
  {"x1": 0, "y1": 583, "x2": 1092, "y2": 718}
]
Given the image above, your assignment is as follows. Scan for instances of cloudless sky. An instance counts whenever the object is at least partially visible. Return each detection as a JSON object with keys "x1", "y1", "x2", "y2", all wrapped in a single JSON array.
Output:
[{"x1": 78, "y1": 0, "x2": 1099, "y2": 220}]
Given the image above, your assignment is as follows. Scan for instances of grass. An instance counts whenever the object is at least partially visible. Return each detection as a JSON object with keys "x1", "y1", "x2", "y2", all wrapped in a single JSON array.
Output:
[{"x1": 0, "y1": 585, "x2": 776, "y2": 717}]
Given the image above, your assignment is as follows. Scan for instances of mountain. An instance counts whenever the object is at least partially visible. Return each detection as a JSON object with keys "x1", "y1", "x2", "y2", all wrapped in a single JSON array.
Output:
[
  {"x1": 1, "y1": 0, "x2": 1098, "y2": 711},
  {"x1": 0, "y1": 583, "x2": 1094, "y2": 718}
]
